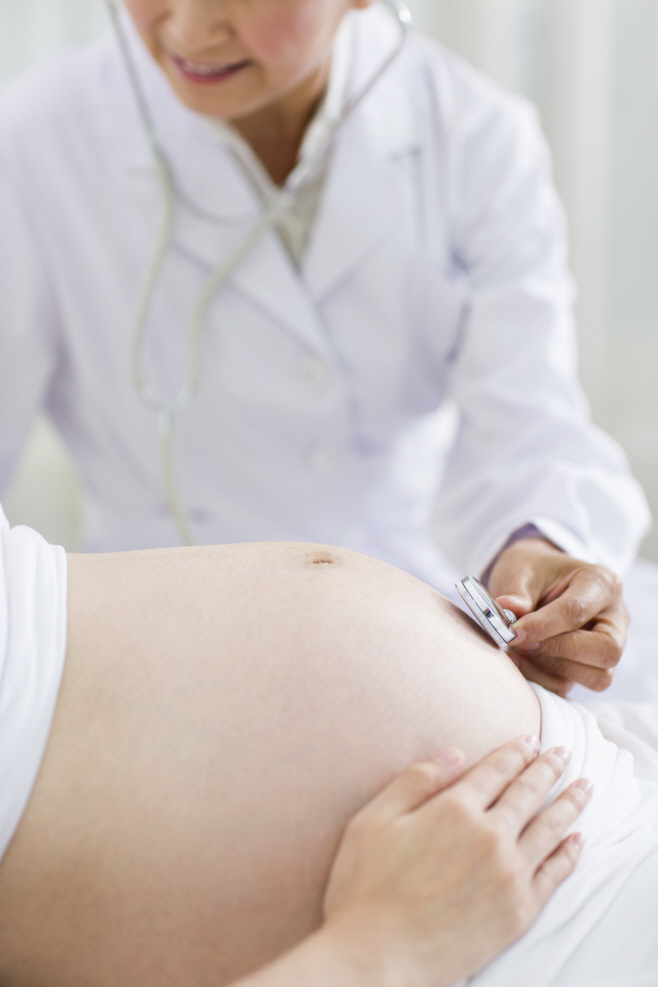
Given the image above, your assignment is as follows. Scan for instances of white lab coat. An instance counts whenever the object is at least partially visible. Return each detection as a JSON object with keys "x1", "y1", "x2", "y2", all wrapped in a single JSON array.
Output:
[{"x1": 0, "y1": 5, "x2": 649, "y2": 592}]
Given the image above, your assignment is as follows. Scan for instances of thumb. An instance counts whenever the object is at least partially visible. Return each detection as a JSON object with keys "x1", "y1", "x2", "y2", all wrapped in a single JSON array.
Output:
[
  {"x1": 495, "y1": 590, "x2": 534, "y2": 619},
  {"x1": 489, "y1": 559, "x2": 542, "y2": 619},
  {"x1": 356, "y1": 751, "x2": 466, "y2": 825}
]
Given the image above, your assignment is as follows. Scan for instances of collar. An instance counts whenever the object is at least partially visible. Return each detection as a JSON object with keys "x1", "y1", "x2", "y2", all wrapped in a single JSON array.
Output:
[{"x1": 202, "y1": 12, "x2": 356, "y2": 204}]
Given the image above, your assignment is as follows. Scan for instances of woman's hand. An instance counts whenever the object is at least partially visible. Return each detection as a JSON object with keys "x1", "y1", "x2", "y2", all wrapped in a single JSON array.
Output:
[
  {"x1": 488, "y1": 536, "x2": 629, "y2": 696},
  {"x1": 319, "y1": 736, "x2": 591, "y2": 987},
  {"x1": 232, "y1": 738, "x2": 589, "y2": 987}
]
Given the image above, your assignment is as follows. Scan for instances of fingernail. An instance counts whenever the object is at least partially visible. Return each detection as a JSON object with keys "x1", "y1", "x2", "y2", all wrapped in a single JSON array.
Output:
[
  {"x1": 513, "y1": 628, "x2": 526, "y2": 644},
  {"x1": 551, "y1": 747, "x2": 572, "y2": 765},
  {"x1": 437, "y1": 748, "x2": 463, "y2": 767},
  {"x1": 569, "y1": 832, "x2": 587, "y2": 850},
  {"x1": 521, "y1": 641, "x2": 539, "y2": 651},
  {"x1": 524, "y1": 736, "x2": 540, "y2": 754},
  {"x1": 575, "y1": 778, "x2": 594, "y2": 798}
]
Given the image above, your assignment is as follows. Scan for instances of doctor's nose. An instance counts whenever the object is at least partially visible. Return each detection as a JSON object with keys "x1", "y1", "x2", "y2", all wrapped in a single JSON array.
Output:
[{"x1": 165, "y1": 0, "x2": 235, "y2": 51}]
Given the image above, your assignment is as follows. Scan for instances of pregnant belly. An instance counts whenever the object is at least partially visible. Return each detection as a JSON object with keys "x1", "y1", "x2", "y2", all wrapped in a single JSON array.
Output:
[{"x1": 0, "y1": 542, "x2": 539, "y2": 986}]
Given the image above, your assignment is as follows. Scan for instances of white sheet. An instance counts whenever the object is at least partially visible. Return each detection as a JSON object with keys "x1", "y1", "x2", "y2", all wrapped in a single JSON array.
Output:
[
  {"x1": 468, "y1": 685, "x2": 658, "y2": 986},
  {"x1": 0, "y1": 504, "x2": 67, "y2": 860}
]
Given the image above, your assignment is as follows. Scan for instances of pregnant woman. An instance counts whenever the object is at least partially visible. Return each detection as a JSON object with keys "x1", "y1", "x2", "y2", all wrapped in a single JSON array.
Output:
[{"x1": 0, "y1": 507, "x2": 649, "y2": 987}]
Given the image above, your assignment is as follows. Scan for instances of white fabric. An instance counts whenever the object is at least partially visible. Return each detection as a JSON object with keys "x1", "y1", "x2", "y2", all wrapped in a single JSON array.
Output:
[
  {"x1": 0, "y1": 505, "x2": 67, "y2": 861},
  {"x1": 469, "y1": 686, "x2": 658, "y2": 986},
  {"x1": 206, "y1": 14, "x2": 354, "y2": 268},
  {"x1": 0, "y1": 4, "x2": 649, "y2": 594}
]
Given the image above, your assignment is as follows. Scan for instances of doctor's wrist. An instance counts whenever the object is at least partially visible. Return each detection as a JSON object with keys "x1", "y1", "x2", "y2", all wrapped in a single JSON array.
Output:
[{"x1": 482, "y1": 524, "x2": 563, "y2": 587}]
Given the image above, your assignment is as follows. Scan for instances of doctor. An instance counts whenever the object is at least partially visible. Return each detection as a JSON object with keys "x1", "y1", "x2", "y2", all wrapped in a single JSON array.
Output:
[{"x1": 0, "y1": 0, "x2": 649, "y2": 694}]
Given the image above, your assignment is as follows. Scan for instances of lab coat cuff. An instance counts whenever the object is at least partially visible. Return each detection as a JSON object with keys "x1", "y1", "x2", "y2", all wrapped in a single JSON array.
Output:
[
  {"x1": 528, "y1": 517, "x2": 599, "y2": 565},
  {"x1": 480, "y1": 518, "x2": 597, "y2": 587}
]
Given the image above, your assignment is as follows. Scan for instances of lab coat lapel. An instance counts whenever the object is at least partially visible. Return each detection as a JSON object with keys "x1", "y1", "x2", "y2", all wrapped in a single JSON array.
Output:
[
  {"x1": 123, "y1": 131, "x2": 335, "y2": 360},
  {"x1": 174, "y1": 197, "x2": 335, "y2": 359},
  {"x1": 230, "y1": 234, "x2": 336, "y2": 360},
  {"x1": 302, "y1": 77, "x2": 419, "y2": 303}
]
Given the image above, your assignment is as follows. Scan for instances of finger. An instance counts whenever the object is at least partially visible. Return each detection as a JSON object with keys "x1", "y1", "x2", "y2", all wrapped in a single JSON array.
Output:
[
  {"x1": 490, "y1": 565, "x2": 547, "y2": 619},
  {"x1": 522, "y1": 778, "x2": 594, "y2": 869},
  {"x1": 532, "y1": 832, "x2": 586, "y2": 905},
  {"x1": 454, "y1": 736, "x2": 541, "y2": 810},
  {"x1": 513, "y1": 568, "x2": 624, "y2": 644},
  {"x1": 514, "y1": 647, "x2": 616, "y2": 692},
  {"x1": 488, "y1": 537, "x2": 565, "y2": 614},
  {"x1": 491, "y1": 748, "x2": 573, "y2": 825},
  {"x1": 355, "y1": 753, "x2": 465, "y2": 825},
  {"x1": 494, "y1": 591, "x2": 537, "y2": 621},
  {"x1": 516, "y1": 621, "x2": 626, "y2": 671},
  {"x1": 510, "y1": 652, "x2": 574, "y2": 697}
]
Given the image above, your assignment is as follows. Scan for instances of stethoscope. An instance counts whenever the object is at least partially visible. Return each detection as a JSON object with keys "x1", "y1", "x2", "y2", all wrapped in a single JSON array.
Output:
[
  {"x1": 103, "y1": 0, "x2": 413, "y2": 545},
  {"x1": 456, "y1": 576, "x2": 518, "y2": 650}
]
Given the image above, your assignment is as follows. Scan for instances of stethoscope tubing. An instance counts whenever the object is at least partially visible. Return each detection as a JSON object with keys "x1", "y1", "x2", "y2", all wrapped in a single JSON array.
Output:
[{"x1": 104, "y1": 0, "x2": 413, "y2": 544}]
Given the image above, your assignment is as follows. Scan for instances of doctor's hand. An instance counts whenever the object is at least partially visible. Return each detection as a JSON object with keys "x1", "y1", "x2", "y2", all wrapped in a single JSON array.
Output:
[{"x1": 489, "y1": 536, "x2": 629, "y2": 696}]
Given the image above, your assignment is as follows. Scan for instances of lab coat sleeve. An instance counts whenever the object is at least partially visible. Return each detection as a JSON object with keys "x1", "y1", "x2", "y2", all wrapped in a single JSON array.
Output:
[
  {"x1": 432, "y1": 90, "x2": 651, "y2": 578},
  {"x1": 0, "y1": 159, "x2": 58, "y2": 494}
]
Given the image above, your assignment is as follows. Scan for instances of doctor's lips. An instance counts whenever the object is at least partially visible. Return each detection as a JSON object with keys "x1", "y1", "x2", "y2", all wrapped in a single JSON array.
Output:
[{"x1": 168, "y1": 52, "x2": 251, "y2": 85}]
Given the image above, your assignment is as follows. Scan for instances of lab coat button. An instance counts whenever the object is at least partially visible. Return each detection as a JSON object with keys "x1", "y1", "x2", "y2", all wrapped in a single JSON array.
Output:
[
  {"x1": 307, "y1": 441, "x2": 341, "y2": 475},
  {"x1": 296, "y1": 355, "x2": 328, "y2": 387}
]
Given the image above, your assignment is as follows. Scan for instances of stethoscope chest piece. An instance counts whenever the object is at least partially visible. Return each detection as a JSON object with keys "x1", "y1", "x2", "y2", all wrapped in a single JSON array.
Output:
[{"x1": 455, "y1": 575, "x2": 518, "y2": 650}]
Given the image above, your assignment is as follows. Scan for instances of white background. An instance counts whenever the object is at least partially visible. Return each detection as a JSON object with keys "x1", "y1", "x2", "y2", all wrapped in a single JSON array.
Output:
[{"x1": 1, "y1": 0, "x2": 658, "y2": 561}]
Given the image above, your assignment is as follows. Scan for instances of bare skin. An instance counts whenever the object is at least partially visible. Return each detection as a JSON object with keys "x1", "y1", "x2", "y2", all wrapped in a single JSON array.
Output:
[{"x1": 0, "y1": 541, "x2": 564, "y2": 987}]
